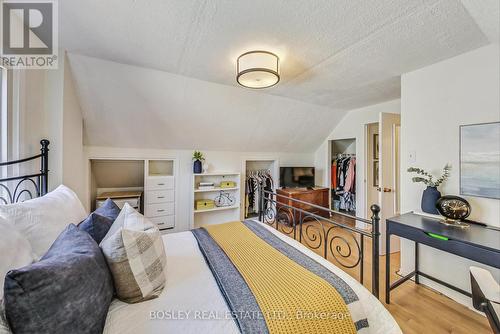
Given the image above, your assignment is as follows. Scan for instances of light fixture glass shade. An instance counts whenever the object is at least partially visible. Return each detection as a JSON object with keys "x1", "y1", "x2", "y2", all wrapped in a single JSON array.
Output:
[{"x1": 237, "y1": 51, "x2": 279, "y2": 89}]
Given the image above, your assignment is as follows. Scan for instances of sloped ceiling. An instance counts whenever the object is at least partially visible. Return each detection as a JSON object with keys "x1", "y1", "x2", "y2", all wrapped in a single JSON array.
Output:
[
  {"x1": 68, "y1": 54, "x2": 344, "y2": 152},
  {"x1": 60, "y1": 0, "x2": 499, "y2": 152}
]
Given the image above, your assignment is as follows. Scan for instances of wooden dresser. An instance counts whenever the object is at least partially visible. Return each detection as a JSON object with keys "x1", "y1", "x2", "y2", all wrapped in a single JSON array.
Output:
[{"x1": 276, "y1": 187, "x2": 329, "y2": 220}]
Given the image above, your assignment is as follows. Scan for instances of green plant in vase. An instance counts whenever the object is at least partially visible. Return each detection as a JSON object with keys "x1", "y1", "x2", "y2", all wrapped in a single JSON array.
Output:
[
  {"x1": 192, "y1": 151, "x2": 205, "y2": 174},
  {"x1": 407, "y1": 164, "x2": 451, "y2": 214}
]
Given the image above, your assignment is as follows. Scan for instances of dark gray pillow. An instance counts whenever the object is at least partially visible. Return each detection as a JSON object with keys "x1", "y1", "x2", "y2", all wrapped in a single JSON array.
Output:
[
  {"x1": 79, "y1": 213, "x2": 113, "y2": 244},
  {"x1": 95, "y1": 198, "x2": 121, "y2": 222},
  {"x1": 4, "y1": 224, "x2": 114, "y2": 334}
]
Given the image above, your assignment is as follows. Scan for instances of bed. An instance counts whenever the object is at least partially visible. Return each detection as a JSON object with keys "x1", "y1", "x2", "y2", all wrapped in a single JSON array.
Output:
[
  {"x1": 0, "y1": 140, "x2": 401, "y2": 334},
  {"x1": 103, "y1": 223, "x2": 400, "y2": 334}
]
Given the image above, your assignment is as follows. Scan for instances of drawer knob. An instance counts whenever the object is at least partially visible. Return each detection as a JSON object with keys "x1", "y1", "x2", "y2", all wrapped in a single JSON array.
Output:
[
  {"x1": 157, "y1": 196, "x2": 165, "y2": 199},
  {"x1": 157, "y1": 183, "x2": 165, "y2": 186},
  {"x1": 157, "y1": 209, "x2": 165, "y2": 212}
]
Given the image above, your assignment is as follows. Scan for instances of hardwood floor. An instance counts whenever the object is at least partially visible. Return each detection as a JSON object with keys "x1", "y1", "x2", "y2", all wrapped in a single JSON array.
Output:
[{"x1": 268, "y1": 214, "x2": 491, "y2": 334}]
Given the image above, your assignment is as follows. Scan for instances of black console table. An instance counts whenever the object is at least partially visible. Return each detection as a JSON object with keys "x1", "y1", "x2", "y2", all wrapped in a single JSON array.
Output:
[{"x1": 386, "y1": 213, "x2": 500, "y2": 304}]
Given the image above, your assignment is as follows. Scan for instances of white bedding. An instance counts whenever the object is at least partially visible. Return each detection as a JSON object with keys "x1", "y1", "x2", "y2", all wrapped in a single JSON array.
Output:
[{"x1": 104, "y1": 222, "x2": 401, "y2": 334}]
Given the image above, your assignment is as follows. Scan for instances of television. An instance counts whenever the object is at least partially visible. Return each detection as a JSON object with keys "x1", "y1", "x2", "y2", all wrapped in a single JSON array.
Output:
[{"x1": 280, "y1": 167, "x2": 315, "y2": 188}]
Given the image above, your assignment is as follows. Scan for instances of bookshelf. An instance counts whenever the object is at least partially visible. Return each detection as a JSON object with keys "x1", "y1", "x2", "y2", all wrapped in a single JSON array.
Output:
[{"x1": 192, "y1": 172, "x2": 241, "y2": 228}]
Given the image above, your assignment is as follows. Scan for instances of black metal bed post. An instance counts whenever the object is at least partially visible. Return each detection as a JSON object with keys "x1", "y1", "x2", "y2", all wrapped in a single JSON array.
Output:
[
  {"x1": 40, "y1": 139, "x2": 49, "y2": 196},
  {"x1": 370, "y1": 204, "x2": 381, "y2": 299},
  {"x1": 258, "y1": 181, "x2": 264, "y2": 221}
]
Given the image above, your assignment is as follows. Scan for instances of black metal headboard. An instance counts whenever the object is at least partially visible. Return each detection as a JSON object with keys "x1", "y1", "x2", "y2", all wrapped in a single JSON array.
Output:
[{"x1": 0, "y1": 139, "x2": 49, "y2": 204}]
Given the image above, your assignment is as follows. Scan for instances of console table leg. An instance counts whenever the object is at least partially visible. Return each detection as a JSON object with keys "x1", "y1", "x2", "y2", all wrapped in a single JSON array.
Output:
[
  {"x1": 415, "y1": 242, "x2": 419, "y2": 284},
  {"x1": 385, "y1": 233, "x2": 391, "y2": 304}
]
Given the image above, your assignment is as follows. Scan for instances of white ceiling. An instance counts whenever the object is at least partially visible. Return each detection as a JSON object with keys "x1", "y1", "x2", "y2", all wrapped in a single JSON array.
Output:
[
  {"x1": 68, "y1": 54, "x2": 344, "y2": 152},
  {"x1": 60, "y1": 0, "x2": 499, "y2": 152}
]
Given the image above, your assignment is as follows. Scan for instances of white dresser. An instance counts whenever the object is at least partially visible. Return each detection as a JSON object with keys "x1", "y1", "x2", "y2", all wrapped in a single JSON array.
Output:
[{"x1": 144, "y1": 160, "x2": 176, "y2": 230}]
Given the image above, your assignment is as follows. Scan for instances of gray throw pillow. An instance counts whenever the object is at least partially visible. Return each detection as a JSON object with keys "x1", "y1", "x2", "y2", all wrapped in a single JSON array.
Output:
[
  {"x1": 95, "y1": 198, "x2": 121, "y2": 222},
  {"x1": 100, "y1": 203, "x2": 166, "y2": 303},
  {"x1": 3, "y1": 224, "x2": 114, "y2": 334},
  {"x1": 79, "y1": 212, "x2": 113, "y2": 244}
]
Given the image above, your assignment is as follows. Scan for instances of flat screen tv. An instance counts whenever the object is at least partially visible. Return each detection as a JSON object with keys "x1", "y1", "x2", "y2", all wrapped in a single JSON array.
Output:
[{"x1": 280, "y1": 167, "x2": 315, "y2": 188}]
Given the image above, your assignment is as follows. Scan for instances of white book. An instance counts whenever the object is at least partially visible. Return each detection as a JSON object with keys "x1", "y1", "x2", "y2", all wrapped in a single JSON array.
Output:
[{"x1": 199, "y1": 182, "x2": 214, "y2": 186}]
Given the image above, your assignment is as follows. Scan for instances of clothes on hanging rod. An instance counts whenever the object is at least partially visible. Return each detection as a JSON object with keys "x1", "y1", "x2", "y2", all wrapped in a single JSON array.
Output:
[
  {"x1": 245, "y1": 169, "x2": 274, "y2": 217},
  {"x1": 331, "y1": 155, "x2": 356, "y2": 212}
]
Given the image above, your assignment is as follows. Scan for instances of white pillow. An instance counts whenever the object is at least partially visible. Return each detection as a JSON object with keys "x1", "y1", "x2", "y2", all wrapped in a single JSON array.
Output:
[
  {"x1": 0, "y1": 220, "x2": 34, "y2": 300},
  {"x1": 0, "y1": 185, "x2": 87, "y2": 260}
]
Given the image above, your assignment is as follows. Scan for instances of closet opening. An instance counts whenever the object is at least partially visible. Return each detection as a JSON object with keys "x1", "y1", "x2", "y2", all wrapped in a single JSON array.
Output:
[
  {"x1": 329, "y1": 139, "x2": 356, "y2": 216},
  {"x1": 243, "y1": 159, "x2": 278, "y2": 220},
  {"x1": 89, "y1": 159, "x2": 145, "y2": 212}
]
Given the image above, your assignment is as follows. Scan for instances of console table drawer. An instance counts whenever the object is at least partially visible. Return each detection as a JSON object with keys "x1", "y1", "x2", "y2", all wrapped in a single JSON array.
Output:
[
  {"x1": 146, "y1": 176, "x2": 174, "y2": 190},
  {"x1": 146, "y1": 190, "x2": 174, "y2": 204},
  {"x1": 149, "y1": 215, "x2": 175, "y2": 229},
  {"x1": 145, "y1": 202, "x2": 174, "y2": 218}
]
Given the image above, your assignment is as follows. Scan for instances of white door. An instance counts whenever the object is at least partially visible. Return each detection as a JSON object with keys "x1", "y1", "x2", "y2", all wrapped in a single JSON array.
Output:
[{"x1": 378, "y1": 113, "x2": 401, "y2": 255}]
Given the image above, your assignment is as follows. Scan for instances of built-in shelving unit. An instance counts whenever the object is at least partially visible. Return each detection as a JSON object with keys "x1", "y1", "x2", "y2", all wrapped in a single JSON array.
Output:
[
  {"x1": 192, "y1": 172, "x2": 241, "y2": 228},
  {"x1": 194, "y1": 187, "x2": 239, "y2": 193},
  {"x1": 194, "y1": 172, "x2": 240, "y2": 176},
  {"x1": 144, "y1": 159, "x2": 177, "y2": 230},
  {"x1": 194, "y1": 205, "x2": 240, "y2": 213},
  {"x1": 89, "y1": 158, "x2": 177, "y2": 231}
]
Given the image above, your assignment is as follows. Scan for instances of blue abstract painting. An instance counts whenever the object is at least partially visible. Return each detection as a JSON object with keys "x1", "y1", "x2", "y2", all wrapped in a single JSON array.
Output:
[{"x1": 460, "y1": 122, "x2": 500, "y2": 199}]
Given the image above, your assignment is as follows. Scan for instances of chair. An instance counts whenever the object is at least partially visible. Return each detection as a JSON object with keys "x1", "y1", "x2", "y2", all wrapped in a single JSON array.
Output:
[{"x1": 470, "y1": 267, "x2": 500, "y2": 334}]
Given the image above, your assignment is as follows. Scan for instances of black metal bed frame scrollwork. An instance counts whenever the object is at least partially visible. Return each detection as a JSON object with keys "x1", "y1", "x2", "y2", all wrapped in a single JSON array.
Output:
[
  {"x1": 0, "y1": 139, "x2": 50, "y2": 204},
  {"x1": 258, "y1": 184, "x2": 381, "y2": 298}
]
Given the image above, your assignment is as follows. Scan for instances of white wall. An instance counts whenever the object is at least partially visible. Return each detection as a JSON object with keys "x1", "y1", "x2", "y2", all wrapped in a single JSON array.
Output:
[
  {"x1": 400, "y1": 43, "x2": 500, "y2": 307},
  {"x1": 14, "y1": 52, "x2": 85, "y2": 201},
  {"x1": 314, "y1": 99, "x2": 401, "y2": 218},
  {"x1": 84, "y1": 145, "x2": 314, "y2": 233},
  {"x1": 62, "y1": 54, "x2": 86, "y2": 202},
  {"x1": 14, "y1": 64, "x2": 64, "y2": 188}
]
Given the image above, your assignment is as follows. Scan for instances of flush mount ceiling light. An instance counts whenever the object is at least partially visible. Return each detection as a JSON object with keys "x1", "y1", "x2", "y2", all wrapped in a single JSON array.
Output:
[{"x1": 237, "y1": 51, "x2": 280, "y2": 89}]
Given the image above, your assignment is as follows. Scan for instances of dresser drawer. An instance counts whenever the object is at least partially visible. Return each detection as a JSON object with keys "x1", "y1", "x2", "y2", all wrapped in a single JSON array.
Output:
[
  {"x1": 146, "y1": 176, "x2": 174, "y2": 190},
  {"x1": 145, "y1": 202, "x2": 175, "y2": 218},
  {"x1": 149, "y1": 215, "x2": 175, "y2": 229},
  {"x1": 146, "y1": 190, "x2": 174, "y2": 204}
]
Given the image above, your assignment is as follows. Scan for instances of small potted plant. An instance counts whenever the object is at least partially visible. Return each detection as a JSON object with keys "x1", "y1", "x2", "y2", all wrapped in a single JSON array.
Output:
[
  {"x1": 192, "y1": 151, "x2": 205, "y2": 174},
  {"x1": 407, "y1": 164, "x2": 451, "y2": 214}
]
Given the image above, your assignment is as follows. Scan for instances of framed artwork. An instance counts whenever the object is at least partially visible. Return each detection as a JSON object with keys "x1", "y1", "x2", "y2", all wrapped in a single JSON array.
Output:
[
  {"x1": 460, "y1": 122, "x2": 500, "y2": 199},
  {"x1": 373, "y1": 134, "x2": 379, "y2": 159},
  {"x1": 373, "y1": 161, "x2": 379, "y2": 187}
]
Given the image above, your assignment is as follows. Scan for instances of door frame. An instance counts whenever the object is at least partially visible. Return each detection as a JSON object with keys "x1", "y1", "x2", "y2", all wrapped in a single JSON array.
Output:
[{"x1": 364, "y1": 122, "x2": 379, "y2": 219}]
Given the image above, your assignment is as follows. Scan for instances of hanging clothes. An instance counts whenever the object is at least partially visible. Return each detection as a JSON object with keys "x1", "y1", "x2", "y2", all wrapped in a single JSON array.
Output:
[
  {"x1": 331, "y1": 160, "x2": 337, "y2": 189},
  {"x1": 245, "y1": 170, "x2": 274, "y2": 217},
  {"x1": 331, "y1": 155, "x2": 356, "y2": 212},
  {"x1": 344, "y1": 157, "x2": 356, "y2": 193}
]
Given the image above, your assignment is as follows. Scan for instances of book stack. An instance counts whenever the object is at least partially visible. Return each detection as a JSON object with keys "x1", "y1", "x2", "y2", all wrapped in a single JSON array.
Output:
[{"x1": 198, "y1": 182, "x2": 215, "y2": 190}]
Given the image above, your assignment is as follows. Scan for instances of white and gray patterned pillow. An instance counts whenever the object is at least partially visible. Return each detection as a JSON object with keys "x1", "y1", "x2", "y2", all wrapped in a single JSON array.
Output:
[{"x1": 100, "y1": 204, "x2": 166, "y2": 303}]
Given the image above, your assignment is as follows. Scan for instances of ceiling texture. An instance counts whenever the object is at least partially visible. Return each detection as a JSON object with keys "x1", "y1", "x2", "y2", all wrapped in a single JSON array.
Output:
[{"x1": 60, "y1": 0, "x2": 499, "y2": 152}]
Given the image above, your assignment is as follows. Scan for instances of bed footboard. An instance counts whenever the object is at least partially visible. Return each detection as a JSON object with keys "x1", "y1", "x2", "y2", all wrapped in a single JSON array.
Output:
[{"x1": 258, "y1": 184, "x2": 380, "y2": 298}]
